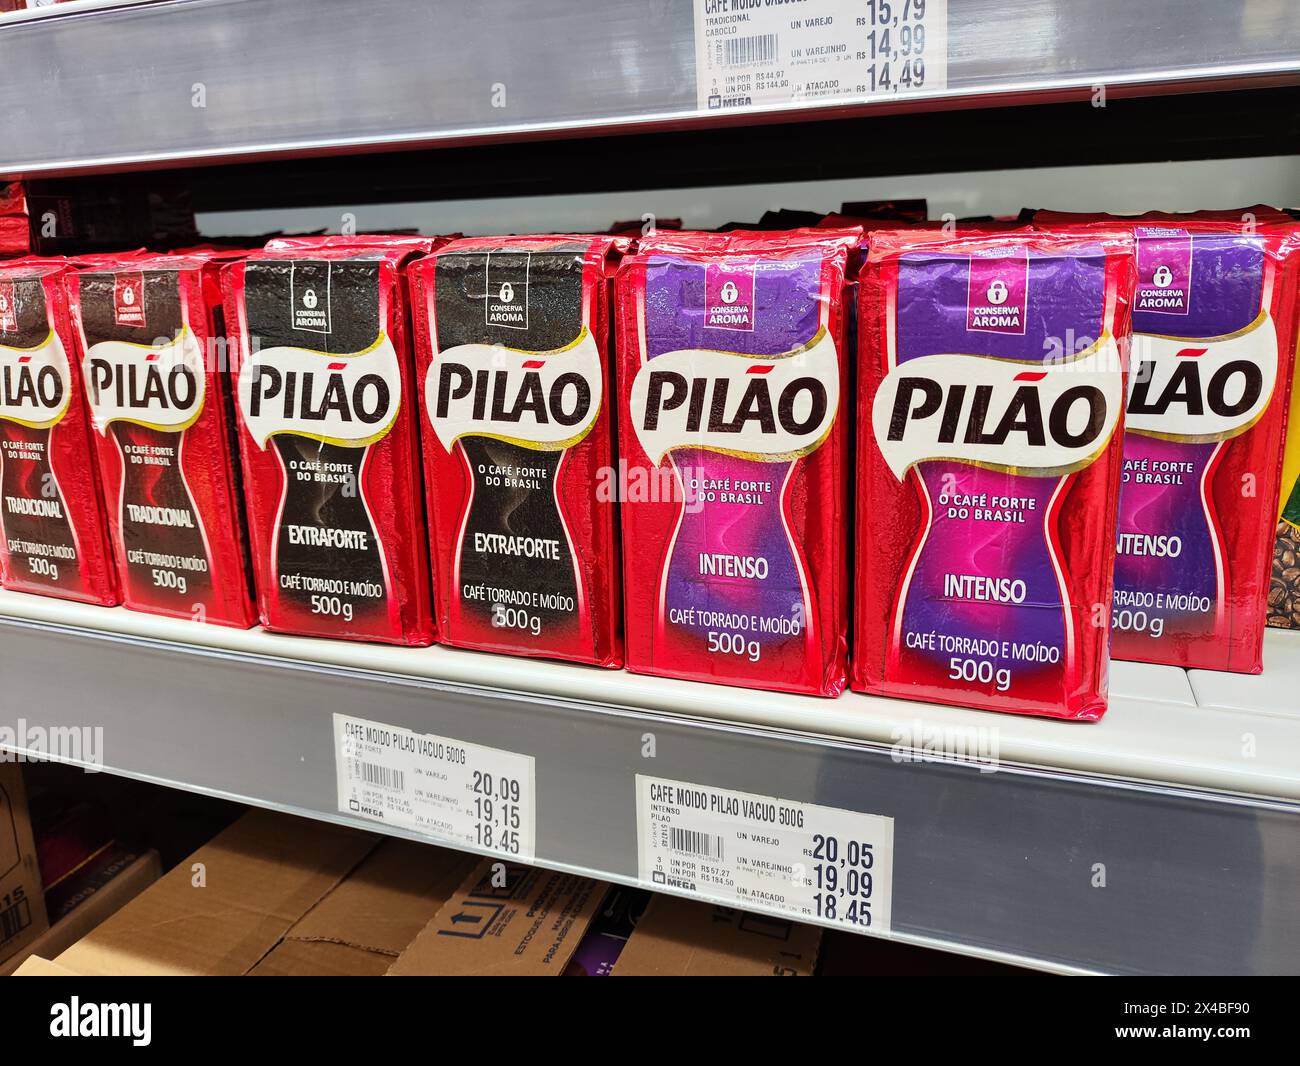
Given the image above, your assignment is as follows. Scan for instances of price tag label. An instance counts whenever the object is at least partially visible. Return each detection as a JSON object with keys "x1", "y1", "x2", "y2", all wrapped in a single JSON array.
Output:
[
  {"x1": 636, "y1": 775, "x2": 893, "y2": 932},
  {"x1": 693, "y1": 0, "x2": 946, "y2": 112},
  {"x1": 334, "y1": 713, "x2": 535, "y2": 860}
]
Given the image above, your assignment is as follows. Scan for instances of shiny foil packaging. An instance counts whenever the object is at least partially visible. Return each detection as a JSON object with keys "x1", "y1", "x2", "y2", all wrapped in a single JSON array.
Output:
[
  {"x1": 0, "y1": 258, "x2": 117, "y2": 605},
  {"x1": 409, "y1": 235, "x2": 623, "y2": 665},
  {"x1": 222, "y1": 236, "x2": 435, "y2": 645},
  {"x1": 854, "y1": 229, "x2": 1135, "y2": 719},
  {"x1": 616, "y1": 230, "x2": 857, "y2": 696},
  {"x1": 66, "y1": 252, "x2": 255, "y2": 626},
  {"x1": 1033, "y1": 211, "x2": 1300, "y2": 672}
]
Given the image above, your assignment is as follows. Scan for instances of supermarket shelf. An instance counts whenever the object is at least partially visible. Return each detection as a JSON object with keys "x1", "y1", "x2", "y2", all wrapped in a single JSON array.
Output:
[
  {"x1": 1, "y1": 590, "x2": 1298, "y2": 974},
  {"x1": 1188, "y1": 629, "x2": 1300, "y2": 718},
  {"x1": 3, "y1": 0, "x2": 1300, "y2": 176}
]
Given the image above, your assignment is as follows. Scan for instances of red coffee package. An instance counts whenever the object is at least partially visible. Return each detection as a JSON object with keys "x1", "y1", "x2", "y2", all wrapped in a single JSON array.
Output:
[
  {"x1": 1034, "y1": 210, "x2": 1300, "y2": 672},
  {"x1": 223, "y1": 237, "x2": 435, "y2": 645},
  {"x1": 1, "y1": 181, "x2": 31, "y2": 259},
  {"x1": 616, "y1": 229, "x2": 857, "y2": 696},
  {"x1": 855, "y1": 228, "x2": 1134, "y2": 720},
  {"x1": 66, "y1": 253, "x2": 255, "y2": 627},
  {"x1": 409, "y1": 235, "x2": 623, "y2": 665},
  {"x1": 0, "y1": 257, "x2": 117, "y2": 605}
]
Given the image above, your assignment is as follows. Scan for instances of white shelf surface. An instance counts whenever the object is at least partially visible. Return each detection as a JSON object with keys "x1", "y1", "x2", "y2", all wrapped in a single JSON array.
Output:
[
  {"x1": 1187, "y1": 629, "x2": 1300, "y2": 719},
  {"x1": 0, "y1": 589, "x2": 1294, "y2": 800}
]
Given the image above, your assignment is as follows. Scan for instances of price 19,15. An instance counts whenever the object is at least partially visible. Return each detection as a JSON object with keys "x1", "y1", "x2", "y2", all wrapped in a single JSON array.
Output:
[{"x1": 472, "y1": 770, "x2": 524, "y2": 855}]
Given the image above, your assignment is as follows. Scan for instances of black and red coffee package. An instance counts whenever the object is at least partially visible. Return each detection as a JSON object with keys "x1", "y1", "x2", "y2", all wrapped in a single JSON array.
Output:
[
  {"x1": 223, "y1": 236, "x2": 436, "y2": 645},
  {"x1": 409, "y1": 235, "x2": 624, "y2": 666}
]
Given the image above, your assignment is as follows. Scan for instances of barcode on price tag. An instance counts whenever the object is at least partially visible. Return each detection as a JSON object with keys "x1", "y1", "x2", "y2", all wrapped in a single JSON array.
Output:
[
  {"x1": 693, "y1": 0, "x2": 947, "y2": 113},
  {"x1": 636, "y1": 775, "x2": 894, "y2": 933},
  {"x1": 334, "y1": 713, "x2": 535, "y2": 860},
  {"x1": 724, "y1": 33, "x2": 778, "y2": 66},
  {"x1": 671, "y1": 826, "x2": 726, "y2": 860}
]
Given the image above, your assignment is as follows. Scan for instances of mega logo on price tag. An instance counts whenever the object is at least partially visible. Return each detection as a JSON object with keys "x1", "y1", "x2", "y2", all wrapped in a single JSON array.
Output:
[
  {"x1": 635, "y1": 775, "x2": 894, "y2": 932},
  {"x1": 693, "y1": 0, "x2": 947, "y2": 112},
  {"x1": 333, "y1": 713, "x2": 536, "y2": 860}
]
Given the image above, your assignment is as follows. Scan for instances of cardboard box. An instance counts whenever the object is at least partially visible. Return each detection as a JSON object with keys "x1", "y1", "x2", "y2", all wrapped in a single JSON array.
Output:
[
  {"x1": 611, "y1": 895, "x2": 821, "y2": 976},
  {"x1": 52, "y1": 808, "x2": 473, "y2": 976},
  {"x1": 0, "y1": 761, "x2": 48, "y2": 965},
  {"x1": 0, "y1": 849, "x2": 160, "y2": 976},
  {"x1": 54, "y1": 808, "x2": 373, "y2": 976},
  {"x1": 388, "y1": 860, "x2": 605, "y2": 976},
  {"x1": 249, "y1": 838, "x2": 477, "y2": 977},
  {"x1": 11, "y1": 955, "x2": 80, "y2": 977}
]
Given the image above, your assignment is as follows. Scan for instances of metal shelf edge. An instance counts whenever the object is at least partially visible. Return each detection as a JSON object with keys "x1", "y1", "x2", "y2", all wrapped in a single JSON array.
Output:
[{"x1": 3, "y1": 0, "x2": 1300, "y2": 176}]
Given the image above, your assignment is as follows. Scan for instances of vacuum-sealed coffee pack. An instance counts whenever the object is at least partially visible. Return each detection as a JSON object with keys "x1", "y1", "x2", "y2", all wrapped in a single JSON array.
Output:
[
  {"x1": 1035, "y1": 211, "x2": 1300, "y2": 671},
  {"x1": 854, "y1": 228, "x2": 1134, "y2": 719},
  {"x1": 67, "y1": 253, "x2": 254, "y2": 626},
  {"x1": 223, "y1": 237, "x2": 435, "y2": 645},
  {"x1": 410, "y1": 235, "x2": 623, "y2": 665},
  {"x1": 616, "y1": 229, "x2": 856, "y2": 696},
  {"x1": 0, "y1": 258, "x2": 117, "y2": 605}
]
